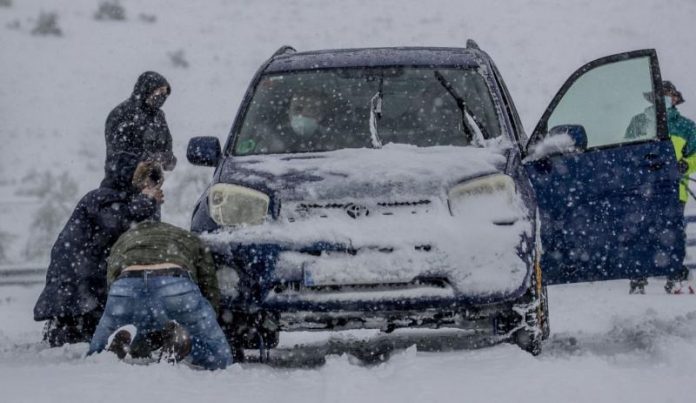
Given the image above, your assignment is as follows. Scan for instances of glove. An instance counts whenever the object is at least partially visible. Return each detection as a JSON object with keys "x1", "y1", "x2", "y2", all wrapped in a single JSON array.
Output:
[
  {"x1": 132, "y1": 161, "x2": 164, "y2": 190},
  {"x1": 678, "y1": 159, "x2": 689, "y2": 175}
]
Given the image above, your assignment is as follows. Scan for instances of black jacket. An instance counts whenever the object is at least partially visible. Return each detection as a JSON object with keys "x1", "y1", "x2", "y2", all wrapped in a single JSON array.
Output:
[
  {"x1": 33, "y1": 153, "x2": 159, "y2": 321},
  {"x1": 105, "y1": 71, "x2": 177, "y2": 170}
]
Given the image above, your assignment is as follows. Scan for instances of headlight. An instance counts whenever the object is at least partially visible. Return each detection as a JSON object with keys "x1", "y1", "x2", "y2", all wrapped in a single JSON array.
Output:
[
  {"x1": 447, "y1": 174, "x2": 520, "y2": 223},
  {"x1": 208, "y1": 183, "x2": 269, "y2": 226}
]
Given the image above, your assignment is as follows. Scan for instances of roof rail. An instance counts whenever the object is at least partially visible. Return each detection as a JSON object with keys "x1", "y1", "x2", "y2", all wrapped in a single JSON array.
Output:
[
  {"x1": 272, "y1": 45, "x2": 297, "y2": 58},
  {"x1": 466, "y1": 39, "x2": 480, "y2": 50}
]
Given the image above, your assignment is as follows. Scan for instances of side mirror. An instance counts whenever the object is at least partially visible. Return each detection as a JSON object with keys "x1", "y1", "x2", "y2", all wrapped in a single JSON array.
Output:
[
  {"x1": 525, "y1": 124, "x2": 587, "y2": 162},
  {"x1": 187, "y1": 136, "x2": 222, "y2": 167},
  {"x1": 549, "y1": 124, "x2": 587, "y2": 152}
]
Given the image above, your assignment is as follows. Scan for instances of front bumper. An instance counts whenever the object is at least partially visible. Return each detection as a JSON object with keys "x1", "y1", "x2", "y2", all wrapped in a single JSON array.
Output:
[{"x1": 209, "y1": 239, "x2": 532, "y2": 336}]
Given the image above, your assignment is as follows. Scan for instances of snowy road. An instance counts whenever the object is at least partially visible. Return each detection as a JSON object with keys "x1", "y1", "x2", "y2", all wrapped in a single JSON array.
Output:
[
  {"x1": 2, "y1": 280, "x2": 696, "y2": 403},
  {"x1": 3, "y1": 0, "x2": 696, "y2": 401}
]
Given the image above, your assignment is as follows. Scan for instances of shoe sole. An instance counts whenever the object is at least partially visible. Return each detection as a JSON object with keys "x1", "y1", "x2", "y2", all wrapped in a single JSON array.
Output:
[{"x1": 106, "y1": 325, "x2": 137, "y2": 360}]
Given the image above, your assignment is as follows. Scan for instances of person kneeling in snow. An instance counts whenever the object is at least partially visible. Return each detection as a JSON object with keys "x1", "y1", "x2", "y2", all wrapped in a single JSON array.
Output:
[
  {"x1": 87, "y1": 220, "x2": 232, "y2": 370},
  {"x1": 33, "y1": 153, "x2": 162, "y2": 347}
]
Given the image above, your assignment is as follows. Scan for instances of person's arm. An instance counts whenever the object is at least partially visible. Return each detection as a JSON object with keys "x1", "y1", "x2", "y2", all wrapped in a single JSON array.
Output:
[
  {"x1": 127, "y1": 193, "x2": 159, "y2": 221},
  {"x1": 105, "y1": 107, "x2": 138, "y2": 156},
  {"x1": 90, "y1": 193, "x2": 157, "y2": 236},
  {"x1": 194, "y1": 242, "x2": 220, "y2": 314},
  {"x1": 106, "y1": 234, "x2": 128, "y2": 287},
  {"x1": 679, "y1": 116, "x2": 696, "y2": 174},
  {"x1": 143, "y1": 111, "x2": 177, "y2": 170}
]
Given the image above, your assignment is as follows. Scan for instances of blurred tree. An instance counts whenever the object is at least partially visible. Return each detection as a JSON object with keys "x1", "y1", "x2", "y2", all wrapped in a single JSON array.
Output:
[
  {"x1": 0, "y1": 231, "x2": 12, "y2": 264},
  {"x1": 168, "y1": 49, "x2": 190, "y2": 68},
  {"x1": 31, "y1": 12, "x2": 62, "y2": 36},
  {"x1": 94, "y1": 0, "x2": 126, "y2": 21},
  {"x1": 17, "y1": 171, "x2": 78, "y2": 261}
]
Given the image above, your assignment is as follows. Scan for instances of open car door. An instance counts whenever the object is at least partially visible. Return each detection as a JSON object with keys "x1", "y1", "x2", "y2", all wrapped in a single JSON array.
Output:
[{"x1": 525, "y1": 49, "x2": 684, "y2": 285}]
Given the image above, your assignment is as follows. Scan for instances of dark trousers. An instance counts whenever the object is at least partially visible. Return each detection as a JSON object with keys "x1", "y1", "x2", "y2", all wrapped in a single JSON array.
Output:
[{"x1": 43, "y1": 310, "x2": 102, "y2": 347}]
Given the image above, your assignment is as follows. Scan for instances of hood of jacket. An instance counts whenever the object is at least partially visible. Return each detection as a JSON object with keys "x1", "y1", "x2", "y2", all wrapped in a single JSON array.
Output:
[
  {"x1": 131, "y1": 71, "x2": 170, "y2": 111},
  {"x1": 100, "y1": 151, "x2": 142, "y2": 193}
]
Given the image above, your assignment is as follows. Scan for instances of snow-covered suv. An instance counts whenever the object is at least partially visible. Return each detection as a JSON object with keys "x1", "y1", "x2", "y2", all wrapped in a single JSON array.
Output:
[{"x1": 186, "y1": 42, "x2": 684, "y2": 359}]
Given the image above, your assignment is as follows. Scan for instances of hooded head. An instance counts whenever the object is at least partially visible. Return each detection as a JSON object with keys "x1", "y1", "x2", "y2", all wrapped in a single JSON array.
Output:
[
  {"x1": 663, "y1": 80, "x2": 685, "y2": 106},
  {"x1": 101, "y1": 152, "x2": 143, "y2": 193},
  {"x1": 132, "y1": 71, "x2": 171, "y2": 111}
]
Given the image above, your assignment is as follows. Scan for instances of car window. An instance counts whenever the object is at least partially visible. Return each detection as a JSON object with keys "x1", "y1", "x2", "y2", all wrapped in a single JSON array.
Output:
[
  {"x1": 546, "y1": 56, "x2": 657, "y2": 148},
  {"x1": 232, "y1": 67, "x2": 501, "y2": 155}
]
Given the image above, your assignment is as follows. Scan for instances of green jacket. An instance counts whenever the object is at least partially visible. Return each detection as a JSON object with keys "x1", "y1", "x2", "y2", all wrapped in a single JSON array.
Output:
[
  {"x1": 106, "y1": 221, "x2": 220, "y2": 313},
  {"x1": 668, "y1": 107, "x2": 696, "y2": 202}
]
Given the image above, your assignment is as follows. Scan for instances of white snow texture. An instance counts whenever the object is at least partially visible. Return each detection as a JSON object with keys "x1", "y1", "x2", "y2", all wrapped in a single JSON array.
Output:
[{"x1": 2, "y1": 0, "x2": 696, "y2": 402}]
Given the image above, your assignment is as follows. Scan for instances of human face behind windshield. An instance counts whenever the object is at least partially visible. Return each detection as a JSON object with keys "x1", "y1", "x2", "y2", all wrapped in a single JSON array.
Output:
[{"x1": 233, "y1": 67, "x2": 501, "y2": 156}]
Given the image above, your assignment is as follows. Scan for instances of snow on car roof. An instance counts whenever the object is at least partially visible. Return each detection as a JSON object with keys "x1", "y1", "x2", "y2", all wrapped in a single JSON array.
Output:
[{"x1": 265, "y1": 47, "x2": 484, "y2": 73}]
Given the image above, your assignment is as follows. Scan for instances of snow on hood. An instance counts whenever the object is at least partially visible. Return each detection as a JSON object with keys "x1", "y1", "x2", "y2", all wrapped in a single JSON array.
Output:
[
  {"x1": 205, "y1": 141, "x2": 531, "y2": 298},
  {"x1": 219, "y1": 142, "x2": 509, "y2": 201}
]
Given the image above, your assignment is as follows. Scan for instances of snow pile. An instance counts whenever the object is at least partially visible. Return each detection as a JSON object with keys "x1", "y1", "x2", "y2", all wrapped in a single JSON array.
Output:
[
  {"x1": 208, "y1": 188, "x2": 530, "y2": 296},
  {"x1": 3, "y1": 282, "x2": 696, "y2": 403}
]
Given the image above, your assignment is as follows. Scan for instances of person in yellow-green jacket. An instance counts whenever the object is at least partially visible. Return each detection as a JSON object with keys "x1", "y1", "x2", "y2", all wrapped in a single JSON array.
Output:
[{"x1": 628, "y1": 81, "x2": 696, "y2": 294}]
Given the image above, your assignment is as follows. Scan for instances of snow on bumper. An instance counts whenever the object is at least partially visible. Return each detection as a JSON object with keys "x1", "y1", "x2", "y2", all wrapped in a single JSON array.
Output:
[{"x1": 204, "y1": 201, "x2": 533, "y2": 304}]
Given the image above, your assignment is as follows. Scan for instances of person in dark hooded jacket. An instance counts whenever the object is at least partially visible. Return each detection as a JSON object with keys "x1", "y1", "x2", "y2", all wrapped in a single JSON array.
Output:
[
  {"x1": 33, "y1": 152, "x2": 162, "y2": 347},
  {"x1": 105, "y1": 71, "x2": 177, "y2": 171}
]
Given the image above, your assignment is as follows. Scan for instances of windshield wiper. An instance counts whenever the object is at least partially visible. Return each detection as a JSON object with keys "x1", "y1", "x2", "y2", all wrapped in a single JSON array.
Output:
[
  {"x1": 433, "y1": 70, "x2": 490, "y2": 145},
  {"x1": 369, "y1": 77, "x2": 384, "y2": 148}
]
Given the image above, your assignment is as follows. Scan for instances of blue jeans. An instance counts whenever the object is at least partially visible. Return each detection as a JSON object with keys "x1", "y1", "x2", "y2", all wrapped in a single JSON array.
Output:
[{"x1": 88, "y1": 275, "x2": 232, "y2": 370}]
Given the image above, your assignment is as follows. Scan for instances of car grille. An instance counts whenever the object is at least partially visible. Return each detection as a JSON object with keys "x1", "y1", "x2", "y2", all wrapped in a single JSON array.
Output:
[{"x1": 287, "y1": 199, "x2": 433, "y2": 221}]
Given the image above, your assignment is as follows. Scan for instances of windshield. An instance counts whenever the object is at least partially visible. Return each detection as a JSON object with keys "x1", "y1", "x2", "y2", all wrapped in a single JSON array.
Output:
[{"x1": 232, "y1": 67, "x2": 501, "y2": 155}]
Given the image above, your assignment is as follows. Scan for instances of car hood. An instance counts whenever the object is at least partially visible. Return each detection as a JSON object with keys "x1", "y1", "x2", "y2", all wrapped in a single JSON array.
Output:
[
  {"x1": 206, "y1": 141, "x2": 531, "y2": 298},
  {"x1": 218, "y1": 142, "x2": 509, "y2": 202}
]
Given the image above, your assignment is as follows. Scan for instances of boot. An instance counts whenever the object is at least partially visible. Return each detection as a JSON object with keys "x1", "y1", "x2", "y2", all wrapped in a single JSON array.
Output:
[
  {"x1": 629, "y1": 278, "x2": 647, "y2": 295},
  {"x1": 665, "y1": 280, "x2": 676, "y2": 294},
  {"x1": 106, "y1": 325, "x2": 136, "y2": 359},
  {"x1": 159, "y1": 321, "x2": 192, "y2": 363}
]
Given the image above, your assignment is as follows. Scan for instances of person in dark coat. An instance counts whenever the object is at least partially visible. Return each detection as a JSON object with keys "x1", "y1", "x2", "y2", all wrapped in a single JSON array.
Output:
[
  {"x1": 33, "y1": 152, "x2": 163, "y2": 347},
  {"x1": 105, "y1": 71, "x2": 177, "y2": 171}
]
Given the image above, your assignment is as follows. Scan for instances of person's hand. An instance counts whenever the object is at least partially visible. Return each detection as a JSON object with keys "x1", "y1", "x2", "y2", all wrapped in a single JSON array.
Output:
[
  {"x1": 141, "y1": 186, "x2": 164, "y2": 205},
  {"x1": 678, "y1": 159, "x2": 689, "y2": 174},
  {"x1": 162, "y1": 154, "x2": 177, "y2": 171}
]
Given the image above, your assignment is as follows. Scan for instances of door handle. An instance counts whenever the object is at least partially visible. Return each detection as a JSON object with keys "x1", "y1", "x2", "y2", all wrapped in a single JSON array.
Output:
[
  {"x1": 648, "y1": 162, "x2": 665, "y2": 171},
  {"x1": 643, "y1": 154, "x2": 664, "y2": 171}
]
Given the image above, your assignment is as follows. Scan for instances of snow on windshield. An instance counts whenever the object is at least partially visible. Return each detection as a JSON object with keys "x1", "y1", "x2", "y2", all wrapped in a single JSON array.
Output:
[{"x1": 233, "y1": 67, "x2": 502, "y2": 155}]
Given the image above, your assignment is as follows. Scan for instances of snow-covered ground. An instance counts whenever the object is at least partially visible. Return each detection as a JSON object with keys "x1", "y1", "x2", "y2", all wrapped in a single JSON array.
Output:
[
  {"x1": 3, "y1": 281, "x2": 696, "y2": 403},
  {"x1": 3, "y1": 0, "x2": 696, "y2": 402}
]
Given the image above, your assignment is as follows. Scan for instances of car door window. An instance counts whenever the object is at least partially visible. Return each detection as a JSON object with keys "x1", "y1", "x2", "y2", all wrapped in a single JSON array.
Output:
[{"x1": 547, "y1": 56, "x2": 657, "y2": 148}]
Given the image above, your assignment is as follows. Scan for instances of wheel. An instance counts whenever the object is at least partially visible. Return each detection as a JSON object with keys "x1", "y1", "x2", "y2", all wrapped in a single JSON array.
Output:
[
  {"x1": 220, "y1": 310, "x2": 280, "y2": 362},
  {"x1": 514, "y1": 326, "x2": 542, "y2": 356}
]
